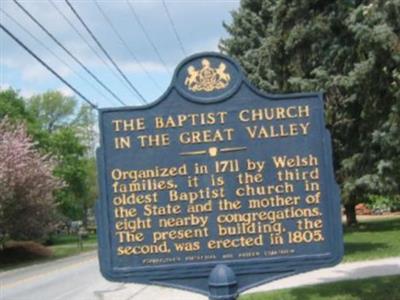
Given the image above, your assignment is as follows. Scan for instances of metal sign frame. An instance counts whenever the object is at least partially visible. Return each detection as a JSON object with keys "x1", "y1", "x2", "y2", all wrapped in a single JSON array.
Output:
[{"x1": 96, "y1": 52, "x2": 343, "y2": 299}]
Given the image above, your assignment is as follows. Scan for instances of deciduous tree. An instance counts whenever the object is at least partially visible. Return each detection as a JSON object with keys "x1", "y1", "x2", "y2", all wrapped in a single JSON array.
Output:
[
  {"x1": 1, "y1": 89, "x2": 99, "y2": 228},
  {"x1": 0, "y1": 118, "x2": 62, "y2": 246},
  {"x1": 28, "y1": 91, "x2": 76, "y2": 133},
  {"x1": 0, "y1": 89, "x2": 49, "y2": 147}
]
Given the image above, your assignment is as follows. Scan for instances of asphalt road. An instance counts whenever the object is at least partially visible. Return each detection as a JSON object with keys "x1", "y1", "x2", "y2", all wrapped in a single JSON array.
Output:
[
  {"x1": 1, "y1": 252, "x2": 399, "y2": 300},
  {"x1": 0, "y1": 251, "x2": 204, "y2": 300}
]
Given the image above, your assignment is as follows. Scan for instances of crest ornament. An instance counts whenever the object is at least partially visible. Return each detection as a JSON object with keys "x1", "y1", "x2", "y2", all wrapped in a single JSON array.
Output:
[{"x1": 184, "y1": 59, "x2": 231, "y2": 92}]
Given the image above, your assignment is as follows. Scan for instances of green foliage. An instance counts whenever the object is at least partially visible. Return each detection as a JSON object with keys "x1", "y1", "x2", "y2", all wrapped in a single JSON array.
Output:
[
  {"x1": 372, "y1": 96, "x2": 400, "y2": 202},
  {"x1": 367, "y1": 195, "x2": 400, "y2": 212},
  {"x1": 0, "y1": 89, "x2": 49, "y2": 147},
  {"x1": 84, "y1": 158, "x2": 98, "y2": 218},
  {"x1": 72, "y1": 104, "x2": 97, "y2": 157},
  {"x1": 50, "y1": 128, "x2": 87, "y2": 220},
  {"x1": 0, "y1": 89, "x2": 29, "y2": 120},
  {"x1": 221, "y1": 0, "x2": 400, "y2": 223},
  {"x1": 25, "y1": 91, "x2": 98, "y2": 222},
  {"x1": 27, "y1": 91, "x2": 76, "y2": 133},
  {"x1": 49, "y1": 127, "x2": 98, "y2": 222}
]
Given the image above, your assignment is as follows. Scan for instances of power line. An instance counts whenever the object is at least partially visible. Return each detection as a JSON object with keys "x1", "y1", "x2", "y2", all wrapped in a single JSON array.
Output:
[
  {"x1": 65, "y1": 0, "x2": 147, "y2": 104},
  {"x1": 12, "y1": 0, "x2": 126, "y2": 106},
  {"x1": 161, "y1": 0, "x2": 186, "y2": 56},
  {"x1": 93, "y1": 0, "x2": 162, "y2": 91},
  {"x1": 48, "y1": 0, "x2": 133, "y2": 94},
  {"x1": 126, "y1": 0, "x2": 170, "y2": 74},
  {"x1": 0, "y1": 23, "x2": 97, "y2": 109},
  {"x1": 0, "y1": 8, "x2": 114, "y2": 106}
]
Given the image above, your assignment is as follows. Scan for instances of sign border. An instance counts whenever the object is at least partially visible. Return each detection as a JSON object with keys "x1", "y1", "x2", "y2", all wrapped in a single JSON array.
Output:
[{"x1": 96, "y1": 52, "x2": 343, "y2": 296}]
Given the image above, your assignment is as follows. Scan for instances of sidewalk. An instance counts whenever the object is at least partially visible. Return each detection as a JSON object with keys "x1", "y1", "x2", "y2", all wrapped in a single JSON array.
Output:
[
  {"x1": 114, "y1": 257, "x2": 400, "y2": 300},
  {"x1": 2, "y1": 253, "x2": 398, "y2": 300}
]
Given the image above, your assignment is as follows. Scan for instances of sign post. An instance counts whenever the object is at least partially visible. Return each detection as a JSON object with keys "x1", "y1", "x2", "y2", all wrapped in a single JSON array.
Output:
[{"x1": 95, "y1": 52, "x2": 343, "y2": 299}]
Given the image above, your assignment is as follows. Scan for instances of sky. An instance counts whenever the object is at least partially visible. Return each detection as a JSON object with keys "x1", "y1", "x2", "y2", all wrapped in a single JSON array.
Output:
[{"x1": 0, "y1": 0, "x2": 240, "y2": 108}]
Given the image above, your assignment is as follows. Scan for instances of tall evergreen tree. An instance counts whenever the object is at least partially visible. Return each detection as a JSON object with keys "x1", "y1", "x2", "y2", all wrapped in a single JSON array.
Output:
[{"x1": 221, "y1": 0, "x2": 400, "y2": 225}]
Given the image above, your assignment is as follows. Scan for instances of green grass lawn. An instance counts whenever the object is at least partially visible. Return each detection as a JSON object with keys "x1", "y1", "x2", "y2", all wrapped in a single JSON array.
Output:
[
  {"x1": 47, "y1": 233, "x2": 97, "y2": 246},
  {"x1": 240, "y1": 275, "x2": 400, "y2": 300},
  {"x1": 343, "y1": 216, "x2": 400, "y2": 262},
  {"x1": 50, "y1": 242, "x2": 97, "y2": 259},
  {"x1": 241, "y1": 216, "x2": 400, "y2": 300}
]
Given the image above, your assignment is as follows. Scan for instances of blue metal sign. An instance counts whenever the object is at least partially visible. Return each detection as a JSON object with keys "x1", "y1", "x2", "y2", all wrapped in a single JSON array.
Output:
[{"x1": 96, "y1": 52, "x2": 343, "y2": 299}]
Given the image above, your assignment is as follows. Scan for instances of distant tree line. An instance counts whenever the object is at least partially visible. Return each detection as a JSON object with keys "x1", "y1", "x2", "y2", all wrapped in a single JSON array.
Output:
[
  {"x1": 0, "y1": 89, "x2": 98, "y2": 245},
  {"x1": 220, "y1": 0, "x2": 400, "y2": 225}
]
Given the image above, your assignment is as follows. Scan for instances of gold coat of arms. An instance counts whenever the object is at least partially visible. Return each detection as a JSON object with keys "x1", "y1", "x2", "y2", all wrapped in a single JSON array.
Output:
[{"x1": 184, "y1": 59, "x2": 231, "y2": 92}]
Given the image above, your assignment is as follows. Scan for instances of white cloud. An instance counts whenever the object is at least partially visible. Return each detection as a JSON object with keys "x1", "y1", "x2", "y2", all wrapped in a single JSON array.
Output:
[
  {"x1": 121, "y1": 61, "x2": 169, "y2": 74},
  {"x1": 22, "y1": 63, "x2": 72, "y2": 82},
  {"x1": 20, "y1": 89, "x2": 39, "y2": 99},
  {"x1": 189, "y1": 37, "x2": 221, "y2": 54},
  {"x1": 0, "y1": 83, "x2": 11, "y2": 91},
  {"x1": 57, "y1": 86, "x2": 74, "y2": 97},
  {"x1": 0, "y1": 82, "x2": 37, "y2": 98},
  {"x1": 2, "y1": 55, "x2": 73, "y2": 82},
  {"x1": 20, "y1": 63, "x2": 52, "y2": 81}
]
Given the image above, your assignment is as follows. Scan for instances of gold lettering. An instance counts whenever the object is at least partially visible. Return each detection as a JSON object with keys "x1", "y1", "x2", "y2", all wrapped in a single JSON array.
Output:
[
  {"x1": 112, "y1": 118, "x2": 145, "y2": 131},
  {"x1": 239, "y1": 105, "x2": 310, "y2": 122},
  {"x1": 179, "y1": 128, "x2": 234, "y2": 144},
  {"x1": 154, "y1": 112, "x2": 228, "y2": 128},
  {"x1": 114, "y1": 136, "x2": 131, "y2": 149},
  {"x1": 137, "y1": 133, "x2": 170, "y2": 147}
]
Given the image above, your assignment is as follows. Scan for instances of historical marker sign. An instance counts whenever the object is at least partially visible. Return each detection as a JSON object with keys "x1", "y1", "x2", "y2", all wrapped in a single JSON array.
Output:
[{"x1": 96, "y1": 52, "x2": 343, "y2": 299}]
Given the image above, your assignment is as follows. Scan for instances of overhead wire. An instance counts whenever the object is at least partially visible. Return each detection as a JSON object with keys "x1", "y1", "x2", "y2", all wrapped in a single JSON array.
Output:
[
  {"x1": 12, "y1": 0, "x2": 127, "y2": 106},
  {"x1": 48, "y1": 0, "x2": 133, "y2": 94},
  {"x1": 65, "y1": 0, "x2": 147, "y2": 104},
  {"x1": 126, "y1": 0, "x2": 170, "y2": 74},
  {"x1": 0, "y1": 23, "x2": 97, "y2": 109},
  {"x1": 93, "y1": 0, "x2": 162, "y2": 92},
  {"x1": 161, "y1": 0, "x2": 186, "y2": 56},
  {"x1": 0, "y1": 8, "x2": 115, "y2": 106}
]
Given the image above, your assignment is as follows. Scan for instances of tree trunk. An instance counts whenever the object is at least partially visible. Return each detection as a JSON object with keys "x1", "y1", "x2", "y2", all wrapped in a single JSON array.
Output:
[{"x1": 345, "y1": 204, "x2": 358, "y2": 226}]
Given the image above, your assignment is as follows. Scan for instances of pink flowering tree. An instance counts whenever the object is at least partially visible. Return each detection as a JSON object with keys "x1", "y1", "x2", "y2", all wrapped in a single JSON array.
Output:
[{"x1": 0, "y1": 117, "x2": 63, "y2": 247}]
